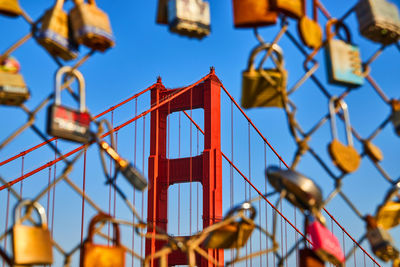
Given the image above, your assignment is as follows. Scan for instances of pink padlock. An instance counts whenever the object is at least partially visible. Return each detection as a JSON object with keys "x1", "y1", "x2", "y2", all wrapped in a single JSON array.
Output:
[{"x1": 307, "y1": 219, "x2": 345, "y2": 266}]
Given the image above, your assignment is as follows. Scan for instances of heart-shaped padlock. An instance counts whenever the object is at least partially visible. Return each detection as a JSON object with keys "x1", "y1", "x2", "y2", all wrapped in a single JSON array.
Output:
[{"x1": 327, "y1": 97, "x2": 361, "y2": 173}]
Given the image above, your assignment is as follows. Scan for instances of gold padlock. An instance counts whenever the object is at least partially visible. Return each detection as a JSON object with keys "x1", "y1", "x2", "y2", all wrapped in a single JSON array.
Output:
[
  {"x1": 80, "y1": 213, "x2": 125, "y2": 267},
  {"x1": 241, "y1": 43, "x2": 287, "y2": 109},
  {"x1": 297, "y1": 0, "x2": 323, "y2": 49},
  {"x1": 69, "y1": 0, "x2": 114, "y2": 52},
  {"x1": 327, "y1": 97, "x2": 361, "y2": 173},
  {"x1": 362, "y1": 139, "x2": 383, "y2": 162},
  {"x1": 0, "y1": 0, "x2": 23, "y2": 17},
  {"x1": 271, "y1": 0, "x2": 304, "y2": 19},
  {"x1": 12, "y1": 200, "x2": 53, "y2": 265},
  {"x1": 0, "y1": 57, "x2": 30, "y2": 106},
  {"x1": 376, "y1": 201, "x2": 400, "y2": 230},
  {"x1": 204, "y1": 202, "x2": 256, "y2": 249},
  {"x1": 232, "y1": 0, "x2": 277, "y2": 28}
]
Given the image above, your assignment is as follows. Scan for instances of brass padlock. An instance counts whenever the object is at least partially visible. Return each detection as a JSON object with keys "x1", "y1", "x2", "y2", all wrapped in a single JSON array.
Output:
[
  {"x1": 168, "y1": 0, "x2": 211, "y2": 39},
  {"x1": 12, "y1": 199, "x2": 53, "y2": 265},
  {"x1": 362, "y1": 139, "x2": 383, "y2": 162},
  {"x1": 0, "y1": 0, "x2": 22, "y2": 17},
  {"x1": 241, "y1": 43, "x2": 287, "y2": 109},
  {"x1": 156, "y1": 0, "x2": 168, "y2": 24},
  {"x1": 232, "y1": 0, "x2": 277, "y2": 28},
  {"x1": 327, "y1": 97, "x2": 361, "y2": 173},
  {"x1": 392, "y1": 99, "x2": 400, "y2": 137},
  {"x1": 376, "y1": 201, "x2": 400, "y2": 230},
  {"x1": 36, "y1": 0, "x2": 78, "y2": 61},
  {"x1": 299, "y1": 248, "x2": 325, "y2": 267},
  {"x1": 297, "y1": 0, "x2": 323, "y2": 49},
  {"x1": 356, "y1": 0, "x2": 400, "y2": 45},
  {"x1": 271, "y1": 0, "x2": 304, "y2": 19},
  {"x1": 69, "y1": 0, "x2": 114, "y2": 52},
  {"x1": 0, "y1": 57, "x2": 30, "y2": 106},
  {"x1": 325, "y1": 19, "x2": 364, "y2": 87},
  {"x1": 80, "y1": 213, "x2": 125, "y2": 267},
  {"x1": 204, "y1": 202, "x2": 256, "y2": 249}
]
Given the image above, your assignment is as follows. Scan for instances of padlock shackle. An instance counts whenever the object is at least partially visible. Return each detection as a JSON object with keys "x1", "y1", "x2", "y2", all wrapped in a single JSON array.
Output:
[
  {"x1": 54, "y1": 66, "x2": 86, "y2": 112},
  {"x1": 87, "y1": 212, "x2": 121, "y2": 246},
  {"x1": 247, "y1": 43, "x2": 284, "y2": 72},
  {"x1": 53, "y1": 0, "x2": 65, "y2": 11},
  {"x1": 326, "y1": 18, "x2": 352, "y2": 44},
  {"x1": 225, "y1": 202, "x2": 256, "y2": 221},
  {"x1": 14, "y1": 199, "x2": 47, "y2": 226},
  {"x1": 329, "y1": 97, "x2": 353, "y2": 147}
]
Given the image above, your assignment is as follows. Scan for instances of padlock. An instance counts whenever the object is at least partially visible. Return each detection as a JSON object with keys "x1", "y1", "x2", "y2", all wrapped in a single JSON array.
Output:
[
  {"x1": 0, "y1": 0, "x2": 22, "y2": 17},
  {"x1": 69, "y1": 0, "x2": 114, "y2": 52},
  {"x1": 391, "y1": 100, "x2": 400, "y2": 136},
  {"x1": 325, "y1": 19, "x2": 364, "y2": 87},
  {"x1": 394, "y1": 258, "x2": 400, "y2": 267},
  {"x1": 12, "y1": 199, "x2": 53, "y2": 265},
  {"x1": 266, "y1": 166, "x2": 323, "y2": 213},
  {"x1": 297, "y1": 0, "x2": 323, "y2": 49},
  {"x1": 47, "y1": 66, "x2": 91, "y2": 143},
  {"x1": 36, "y1": 0, "x2": 78, "y2": 61},
  {"x1": 271, "y1": 0, "x2": 304, "y2": 19},
  {"x1": 307, "y1": 216, "x2": 345, "y2": 265},
  {"x1": 356, "y1": 0, "x2": 400, "y2": 45},
  {"x1": 80, "y1": 213, "x2": 125, "y2": 267},
  {"x1": 376, "y1": 201, "x2": 400, "y2": 229},
  {"x1": 0, "y1": 57, "x2": 30, "y2": 106},
  {"x1": 168, "y1": 0, "x2": 211, "y2": 39},
  {"x1": 327, "y1": 97, "x2": 361, "y2": 173},
  {"x1": 241, "y1": 43, "x2": 287, "y2": 109},
  {"x1": 156, "y1": 0, "x2": 168, "y2": 25},
  {"x1": 232, "y1": 0, "x2": 277, "y2": 28},
  {"x1": 204, "y1": 202, "x2": 256, "y2": 249},
  {"x1": 299, "y1": 248, "x2": 325, "y2": 267},
  {"x1": 99, "y1": 140, "x2": 148, "y2": 191},
  {"x1": 362, "y1": 139, "x2": 383, "y2": 162},
  {"x1": 366, "y1": 215, "x2": 399, "y2": 262}
]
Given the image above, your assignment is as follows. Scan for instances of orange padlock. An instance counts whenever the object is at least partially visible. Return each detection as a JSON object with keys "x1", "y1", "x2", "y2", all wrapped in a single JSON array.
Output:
[{"x1": 232, "y1": 0, "x2": 277, "y2": 28}]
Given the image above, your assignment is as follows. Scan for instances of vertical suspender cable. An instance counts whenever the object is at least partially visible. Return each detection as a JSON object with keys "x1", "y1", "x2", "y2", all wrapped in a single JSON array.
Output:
[
  {"x1": 178, "y1": 112, "x2": 181, "y2": 236},
  {"x1": 51, "y1": 140, "x2": 57, "y2": 237},
  {"x1": 265, "y1": 143, "x2": 269, "y2": 267},
  {"x1": 2, "y1": 188, "x2": 10, "y2": 267},
  {"x1": 47, "y1": 166, "x2": 52, "y2": 221},
  {"x1": 197, "y1": 129, "x2": 199, "y2": 232},
  {"x1": 114, "y1": 132, "x2": 118, "y2": 218},
  {"x1": 190, "y1": 88, "x2": 193, "y2": 235},
  {"x1": 80, "y1": 148, "x2": 87, "y2": 245},
  {"x1": 132, "y1": 98, "x2": 137, "y2": 267},
  {"x1": 141, "y1": 116, "x2": 146, "y2": 259},
  {"x1": 248, "y1": 122, "x2": 252, "y2": 266},
  {"x1": 20, "y1": 156, "x2": 24, "y2": 197}
]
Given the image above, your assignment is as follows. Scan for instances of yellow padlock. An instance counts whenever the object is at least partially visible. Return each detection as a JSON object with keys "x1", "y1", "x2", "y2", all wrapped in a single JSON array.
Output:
[
  {"x1": 271, "y1": 0, "x2": 304, "y2": 19},
  {"x1": 0, "y1": 0, "x2": 23, "y2": 17}
]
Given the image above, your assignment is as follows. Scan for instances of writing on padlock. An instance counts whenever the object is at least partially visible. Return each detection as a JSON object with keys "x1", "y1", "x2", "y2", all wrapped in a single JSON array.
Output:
[
  {"x1": 0, "y1": 57, "x2": 30, "y2": 106},
  {"x1": 271, "y1": 0, "x2": 304, "y2": 19},
  {"x1": 69, "y1": 0, "x2": 114, "y2": 52},
  {"x1": 12, "y1": 200, "x2": 53, "y2": 265},
  {"x1": 356, "y1": 0, "x2": 400, "y2": 45},
  {"x1": 47, "y1": 66, "x2": 91, "y2": 143},
  {"x1": 168, "y1": 0, "x2": 211, "y2": 39},
  {"x1": 36, "y1": 0, "x2": 78, "y2": 61},
  {"x1": 241, "y1": 43, "x2": 287, "y2": 109},
  {"x1": 99, "y1": 141, "x2": 147, "y2": 191},
  {"x1": 325, "y1": 19, "x2": 364, "y2": 87},
  {"x1": 366, "y1": 215, "x2": 400, "y2": 262},
  {"x1": 391, "y1": 100, "x2": 400, "y2": 137},
  {"x1": 0, "y1": 0, "x2": 23, "y2": 17},
  {"x1": 327, "y1": 97, "x2": 361, "y2": 173},
  {"x1": 232, "y1": 0, "x2": 277, "y2": 28},
  {"x1": 204, "y1": 202, "x2": 256, "y2": 249},
  {"x1": 80, "y1": 213, "x2": 125, "y2": 267}
]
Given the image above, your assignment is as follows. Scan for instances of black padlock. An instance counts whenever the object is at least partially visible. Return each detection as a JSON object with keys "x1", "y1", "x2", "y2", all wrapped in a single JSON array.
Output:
[{"x1": 47, "y1": 66, "x2": 91, "y2": 143}]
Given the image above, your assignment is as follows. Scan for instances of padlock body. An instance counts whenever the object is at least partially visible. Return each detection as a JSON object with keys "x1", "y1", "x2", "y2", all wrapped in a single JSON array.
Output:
[
  {"x1": 232, "y1": 0, "x2": 277, "y2": 28},
  {"x1": 121, "y1": 163, "x2": 147, "y2": 191},
  {"x1": 156, "y1": 0, "x2": 168, "y2": 24},
  {"x1": 204, "y1": 222, "x2": 254, "y2": 249},
  {"x1": 168, "y1": 0, "x2": 211, "y2": 39},
  {"x1": 356, "y1": 0, "x2": 400, "y2": 45},
  {"x1": 241, "y1": 69, "x2": 286, "y2": 109},
  {"x1": 0, "y1": 0, "x2": 23, "y2": 17},
  {"x1": 392, "y1": 109, "x2": 400, "y2": 136},
  {"x1": 13, "y1": 224, "x2": 53, "y2": 265},
  {"x1": 271, "y1": 0, "x2": 304, "y2": 19},
  {"x1": 298, "y1": 16, "x2": 323, "y2": 49},
  {"x1": 299, "y1": 248, "x2": 325, "y2": 267},
  {"x1": 80, "y1": 243, "x2": 125, "y2": 267},
  {"x1": 307, "y1": 220, "x2": 345, "y2": 265},
  {"x1": 367, "y1": 227, "x2": 399, "y2": 262},
  {"x1": 328, "y1": 139, "x2": 361, "y2": 173},
  {"x1": 325, "y1": 39, "x2": 364, "y2": 87},
  {"x1": 70, "y1": 3, "x2": 114, "y2": 52},
  {"x1": 47, "y1": 104, "x2": 91, "y2": 143},
  {"x1": 376, "y1": 202, "x2": 400, "y2": 229},
  {"x1": 37, "y1": 7, "x2": 78, "y2": 61},
  {"x1": 0, "y1": 72, "x2": 29, "y2": 105}
]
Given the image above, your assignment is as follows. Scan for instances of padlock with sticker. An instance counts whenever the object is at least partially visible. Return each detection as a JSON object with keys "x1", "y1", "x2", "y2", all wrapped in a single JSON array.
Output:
[
  {"x1": 327, "y1": 97, "x2": 361, "y2": 173},
  {"x1": 241, "y1": 43, "x2": 287, "y2": 109},
  {"x1": 232, "y1": 0, "x2": 277, "y2": 28},
  {"x1": 47, "y1": 66, "x2": 91, "y2": 143},
  {"x1": 12, "y1": 200, "x2": 53, "y2": 265},
  {"x1": 0, "y1": 0, "x2": 23, "y2": 17},
  {"x1": 325, "y1": 19, "x2": 364, "y2": 87}
]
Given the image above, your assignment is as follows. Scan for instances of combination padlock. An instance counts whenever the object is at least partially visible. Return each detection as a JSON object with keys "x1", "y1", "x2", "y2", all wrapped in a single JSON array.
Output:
[
  {"x1": 12, "y1": 200, "x2": 53, "y2": 265},
  {"x1": 356, "y1": 0, "x2": 400, "y2": 45},
  {"x1": 168, "y1": 0, "x2": 211, "y2": 39},
  {"x1": 328, "y1": 97, "x2": 361, "y2": 173},
  {"x1": 47, "y1": 66, "x2": 91, "y2": 143},
  {"x1": 80, "y1": 213, "x2": 125, "y2": 267},
  {"x1": 325, "y1": 19, "x2": 364, "y2": 87},
  {"x1": 204, "y1": 202, "x2": 256, "y2": 249},
  {"x1": 232, "y1": 0, "x2": 277, "y2": 28},
  {"x1": 0, "y1": 0, "x2": 22, "y2": 17},
  {"x1": 366, "y1": 215, "x2": 399, "y2": 262},
  {"x1": 391, "y1": 99, "x2": 400, "y2": 136},
  {"x1": 69, "y1": 0, "x2": 114, "y2": 52},
  {"x1": 36, "y1": 0, "x2": 78, "y2": 61},
  {"x1": 271, "y1": 0, "x2": 304, "y2": 19},
  {"x1": 0, "y1": 57, "x2": 30, "y2": 106},
  {"x1": 241, "y1": 43, "x2": 287, "y2": 109}
]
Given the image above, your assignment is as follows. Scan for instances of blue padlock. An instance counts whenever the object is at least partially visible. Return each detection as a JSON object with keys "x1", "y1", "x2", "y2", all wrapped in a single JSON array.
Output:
[{"x1": 325, "y1": 19, "x2": 364, "y2": 88}]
